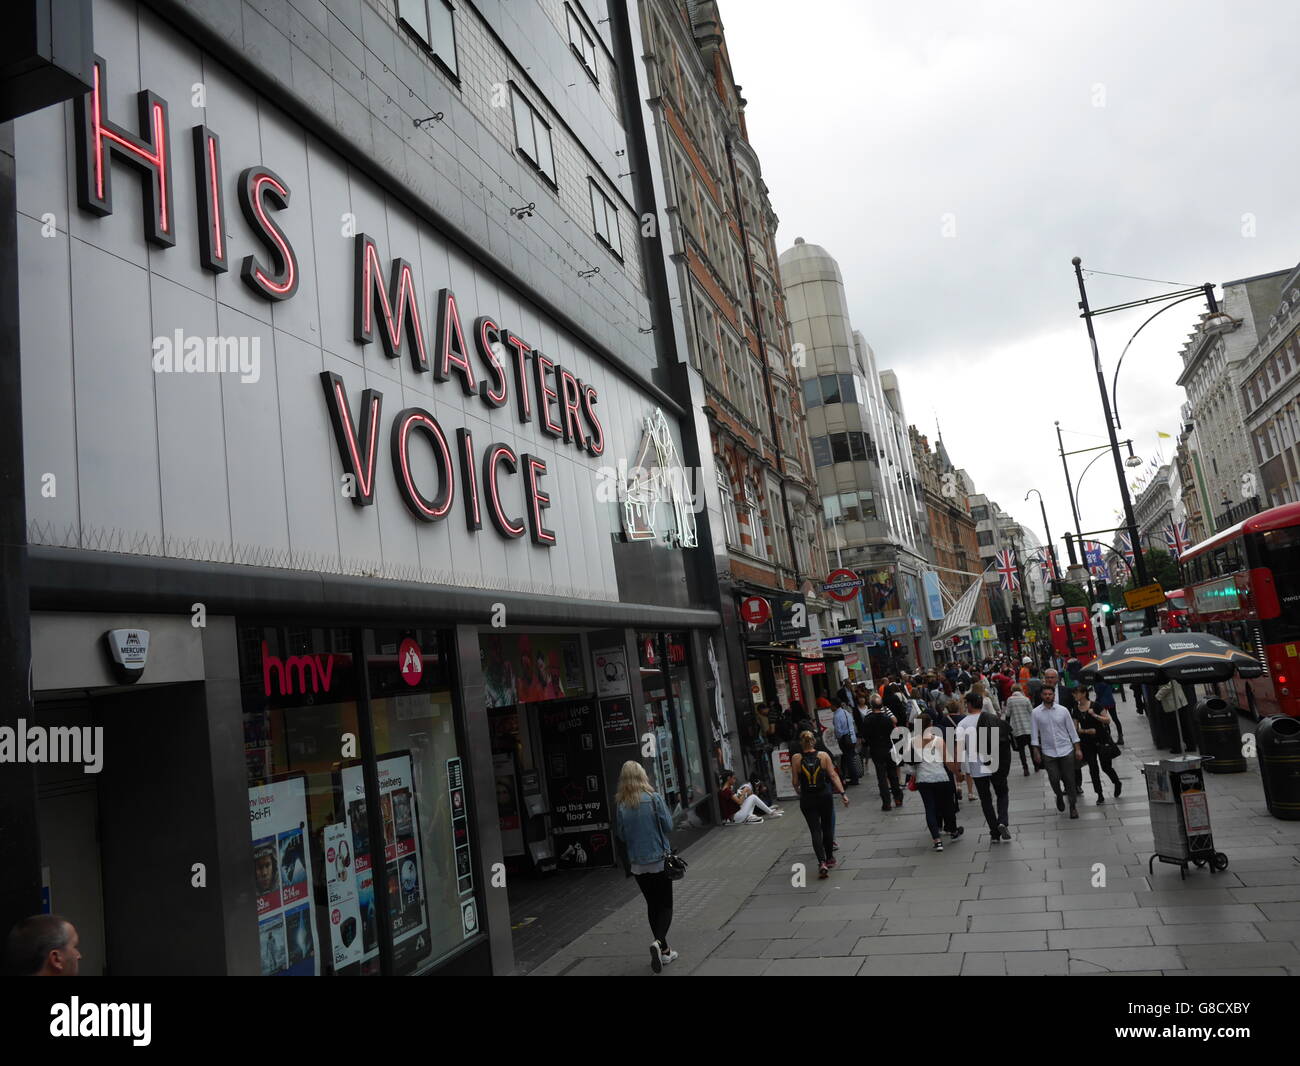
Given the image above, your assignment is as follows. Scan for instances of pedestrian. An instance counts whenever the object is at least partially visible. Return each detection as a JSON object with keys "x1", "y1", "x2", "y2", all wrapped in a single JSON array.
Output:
[
  {"x1": 718, "y1": 769, "x2": 783, "y2": 823},
  {"x1": 972, "y1": 679, "x2": 999, "y2": 715},
  {"x1": 1004, "y1": 683, "x2": 1035, "y2": 775},
  {"x1": 862, "y1": 692, "x2": 903, "y2": 811},
  {"x1": 833, "y1": 696, "x2": 861, "y2": 786},
  {"x1": 1073, "y1": 688, "x2": 1122, "y2": 804},
  {"x1": 791, "y1": 730, "x2": 849, "y2": 879},
  {"x1": 5, "y1": 914, "x2": 81, "y2": 976},
  {"x1": 905, "y1": 713, "x2": 961, "y2": 851},
  {"x1": 947, "y1": 695, "x2": 977, "y2": 803},
  {"x1": 957, "y1": 690, "x2": 1013, "y2": 841},
  {"x1": 1030, "y1": 686, "x2": 1083, "y2": 819},
  {"x1": 613, "y1": 760, "x2": 678, "y2": 972},
  {"x1": 1092, "y1": 677, "x2": 1124, "y2": 745}
]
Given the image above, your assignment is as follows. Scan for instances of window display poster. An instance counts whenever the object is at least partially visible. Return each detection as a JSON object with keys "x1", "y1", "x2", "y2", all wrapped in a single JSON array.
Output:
[
  {"x1": 598, "y1": 697, "x2": 637, "y2": 748},
  {"x1": 481, "y1": 633, "x2": 586, "y2": 708},
  {"x1": 447, "y1": 756, "x2": 475, "y2": 903},
  {"x1": 593, "y1": 646, "x2": 630, "y2": 698},
  {"x1": 538, "y1": 701, "x2": 613, "y2": 869},
  {"x1": 339, "y1": 754, "x2": 431, "y2": 971},
  {"x1": 248, "y1": 775, "x2": 319, "y2": 976},
  {"x1": 323, "y1": 822, "x2": 363, "y2": 970}
]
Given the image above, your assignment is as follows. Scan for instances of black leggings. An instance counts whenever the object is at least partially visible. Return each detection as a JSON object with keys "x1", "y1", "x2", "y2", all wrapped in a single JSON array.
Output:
[
  {"x1": 1082, "y1": 746, "x2": 1121, "y2": 796},
  {"x1": 800, "y1": 792, "x2": 835, "y2": 863},
  {"x1": 633, "y1": 871, "x2": 674, "y2": 949}
]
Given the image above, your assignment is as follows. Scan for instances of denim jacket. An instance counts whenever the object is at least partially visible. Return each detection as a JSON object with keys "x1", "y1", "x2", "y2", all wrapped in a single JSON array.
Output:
[{"x1": 614, "y1": 791, "x2": 673, "y2": 866}]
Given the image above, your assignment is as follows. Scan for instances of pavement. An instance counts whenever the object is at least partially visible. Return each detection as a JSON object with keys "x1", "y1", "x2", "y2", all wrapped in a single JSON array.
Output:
[{"x1": 527, "y1": 704, "x2": 1300, "y2": 976}]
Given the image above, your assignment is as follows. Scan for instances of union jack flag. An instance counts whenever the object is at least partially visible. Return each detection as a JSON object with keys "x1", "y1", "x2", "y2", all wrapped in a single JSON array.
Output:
[
  {"x1": 1084, "y1": 540, "x2": 1107, "y2": 578},
  {"x1": 1029, "y1": 548, "x2": 1057, "y2": 584},
  {"x1": 1116, "y1": 531, "x2": 1135, "y2": 565},
  {"x1": 1165, "y1": 520, "x2": 1189, "y2": 559},
  {"x1": 995, "y1": 548, "x2": 1019, "y2": 591}
]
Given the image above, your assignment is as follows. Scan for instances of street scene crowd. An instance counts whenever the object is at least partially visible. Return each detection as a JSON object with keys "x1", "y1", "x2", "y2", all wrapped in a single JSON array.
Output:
[{"x1": 613, "y1": 654, "x2": 1161, "y2": 972}]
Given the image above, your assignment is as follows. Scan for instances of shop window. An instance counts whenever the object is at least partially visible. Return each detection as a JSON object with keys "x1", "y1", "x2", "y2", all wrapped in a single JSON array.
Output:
[
  {"x1": 239, "y1": 624, "x2": 476, "y2": 976},
  {"x1": 637, "y1": 633, "x2": 707, "y2": 821},
  {"x1": 242, "y1": 625, "x2": 372, "y2": 976},
  {"x1": 366, "y1": 628, "x2": 474, "y2": 973}
]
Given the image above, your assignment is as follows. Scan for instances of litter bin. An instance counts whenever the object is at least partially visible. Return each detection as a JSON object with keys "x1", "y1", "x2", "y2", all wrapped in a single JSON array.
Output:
[
  {"x1": 1257, "y1": 715, "x2": 1300, "y2": 820},
  {"x1": 1195, "y1": 698, "x2": 1245, "y2": 772},
  {"x1": 1142, "y1": 754, "x2": 1228, "y2": 878}
]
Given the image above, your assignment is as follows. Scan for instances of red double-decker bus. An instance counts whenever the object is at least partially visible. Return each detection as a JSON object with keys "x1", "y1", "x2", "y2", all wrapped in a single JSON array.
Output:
[
  {"x1": 1049, "y1": 607, "x2": 1098, "y2": 666},
  {"x1": 1179, "y1": 501, "x2": 1300, "y2": 719},
  {"x1": 1159, "y1": 589, "x2": 1191, "y2": 632}
]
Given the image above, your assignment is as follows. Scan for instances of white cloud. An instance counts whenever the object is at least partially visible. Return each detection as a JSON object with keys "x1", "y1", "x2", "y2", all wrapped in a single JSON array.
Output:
[{"x1": 724, "y1": 0, "x2": 1300, "y2": 551}]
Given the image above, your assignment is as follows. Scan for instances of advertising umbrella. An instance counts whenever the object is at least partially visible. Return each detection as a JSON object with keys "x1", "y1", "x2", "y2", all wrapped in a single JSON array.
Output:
[{"x1": 1079, "y1": 631, "x2": 1263, "y2": 685}]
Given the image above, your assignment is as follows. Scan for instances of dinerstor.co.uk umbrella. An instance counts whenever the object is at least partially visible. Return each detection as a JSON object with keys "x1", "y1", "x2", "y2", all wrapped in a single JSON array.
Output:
[{"x1": 1079, "y1": 631, "x2": 1263, "y2": 686}]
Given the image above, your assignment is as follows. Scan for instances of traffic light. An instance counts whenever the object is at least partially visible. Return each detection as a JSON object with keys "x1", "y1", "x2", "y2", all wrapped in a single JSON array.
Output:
[
  {"x1": 890, "y1": 639, "x2": 902, "y2": 651},
  {"x1": 996, "y1": 622, "x2": 1011, "y2": 645},
  {"x1": 1010, "y1": 603, "x2": 1025, "y2": 639}
]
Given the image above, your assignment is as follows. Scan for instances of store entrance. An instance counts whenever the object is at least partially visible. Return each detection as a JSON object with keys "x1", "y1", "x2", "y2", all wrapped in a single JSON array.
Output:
[
  {"x1": 490, "y1": 697, "x2": 614, "y2": 875},
  {"x1": 35, "y1": 699, "x2": 106, "y2": 976}
]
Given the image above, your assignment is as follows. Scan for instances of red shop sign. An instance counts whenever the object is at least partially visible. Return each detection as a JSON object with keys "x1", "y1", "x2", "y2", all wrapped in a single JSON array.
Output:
[{"x1": 740, "y1": 596, "x2": 771, "y2": 626}]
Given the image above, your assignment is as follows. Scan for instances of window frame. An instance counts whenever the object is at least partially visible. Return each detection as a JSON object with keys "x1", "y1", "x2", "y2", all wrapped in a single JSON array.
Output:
[
  {"x1": 588, "y1": 178, "x2": 622, "y2": 259},
  {"x1": 397, "y1": 0, "x2": 460, "y2": 82},
  {"x1": 565, "y1": 3, "x2": 600, "y2": 84},
  {"x1": 510, "y1": 84, "x2": 556, "y2": 187}
]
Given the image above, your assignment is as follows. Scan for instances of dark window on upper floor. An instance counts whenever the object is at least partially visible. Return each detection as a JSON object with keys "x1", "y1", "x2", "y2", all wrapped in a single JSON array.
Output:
[
  {"x1": 588, "y1": 179, "x2": 622, "y2": 258},
  {"x1": 511, "y1": 84, "x2": 556, "y2": 185},
  {"x1": 566, "y1": 3, "x2": 599, "y2": 84},
  {"x1": 397, "y1": 0, "x2": 459, "y2": 80}
]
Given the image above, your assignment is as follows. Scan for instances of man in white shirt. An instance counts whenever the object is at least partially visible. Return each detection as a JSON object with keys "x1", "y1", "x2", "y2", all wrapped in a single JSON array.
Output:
[
  {"x1": 1030, "y1": 686, "x2": 1083, "y2": 819},
  {"x1": 1040, "y1": 668, "x2": 1077, "y2": 712}
]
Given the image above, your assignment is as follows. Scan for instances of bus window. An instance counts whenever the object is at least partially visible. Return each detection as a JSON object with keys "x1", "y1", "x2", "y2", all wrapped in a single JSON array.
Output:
[{"x1": 1256, "y1": 526, "x2": 1300, "y2": 640}]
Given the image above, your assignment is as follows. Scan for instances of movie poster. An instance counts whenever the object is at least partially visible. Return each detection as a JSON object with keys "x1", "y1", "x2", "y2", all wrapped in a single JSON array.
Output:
[
  {"x1": 248, "y1": 775, "x2": 319, "y2": 976},
  {"x1": 338, "y1": 753, "x2": 431, "y2": 972}
]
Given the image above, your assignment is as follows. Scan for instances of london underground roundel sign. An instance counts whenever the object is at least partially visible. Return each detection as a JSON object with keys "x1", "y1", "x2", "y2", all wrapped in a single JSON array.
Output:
[
  {"x1": 824, "y1": 569, "x2": 864, "y2": 602},
  {"x1": 740, "y1": 596, "x2": 771, "y2": 625}
]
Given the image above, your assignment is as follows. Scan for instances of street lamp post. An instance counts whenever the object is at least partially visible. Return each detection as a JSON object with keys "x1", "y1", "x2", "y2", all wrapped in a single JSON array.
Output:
[{"x1": 1071, "y1": 258, "x2": 1226, "y2": 634}]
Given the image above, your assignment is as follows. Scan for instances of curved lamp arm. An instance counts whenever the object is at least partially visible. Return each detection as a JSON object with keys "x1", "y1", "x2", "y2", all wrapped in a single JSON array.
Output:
[{"x1": 1111, "y1": 291, "x2": 1206, "y2": 430}]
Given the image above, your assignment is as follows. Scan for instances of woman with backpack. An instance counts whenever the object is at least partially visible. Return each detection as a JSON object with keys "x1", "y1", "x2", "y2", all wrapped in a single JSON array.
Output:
[
  {"x1": 791, "y1": 730, "x2": 849, "y2": 879},
  {"x1": 613, "y1": 760, "x2": 679, "y2": 973}
]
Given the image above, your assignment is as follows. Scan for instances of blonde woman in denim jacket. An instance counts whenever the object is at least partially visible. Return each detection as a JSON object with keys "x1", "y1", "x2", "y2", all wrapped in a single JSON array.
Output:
[{"x1": 613, "y1": 760, "x2": 677, "y2": 973}]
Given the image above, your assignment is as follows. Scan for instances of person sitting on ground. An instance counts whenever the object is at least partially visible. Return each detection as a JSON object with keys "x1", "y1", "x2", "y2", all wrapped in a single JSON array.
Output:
[{"x1": 717, "y1": 769, "x2": 782, "y2": 824}]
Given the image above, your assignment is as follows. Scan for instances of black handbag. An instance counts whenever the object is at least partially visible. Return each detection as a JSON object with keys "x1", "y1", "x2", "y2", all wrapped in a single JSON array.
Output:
[
  {"x1": 1098, "y1": 736, "x2": 1121, "y2": 761},
  {"x1": 656, "y1": 801, "x2": 687, "y2": 881}
]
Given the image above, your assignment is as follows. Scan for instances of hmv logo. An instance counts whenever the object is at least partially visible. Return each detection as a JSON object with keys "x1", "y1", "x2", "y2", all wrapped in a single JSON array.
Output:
[{"x1": 262, "y1": 642, "x2": 337, "y2": 697}]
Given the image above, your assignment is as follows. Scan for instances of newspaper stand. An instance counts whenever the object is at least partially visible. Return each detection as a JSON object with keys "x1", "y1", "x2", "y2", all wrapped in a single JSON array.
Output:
[{"x1": 1142, "y1": 755, "x2": 1228, "y2": 879}]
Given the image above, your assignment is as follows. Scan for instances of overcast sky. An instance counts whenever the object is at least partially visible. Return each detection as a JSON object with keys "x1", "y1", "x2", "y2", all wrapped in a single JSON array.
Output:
[{"x1": 723, "y1": 0, "x2": 1300, "y2": 569}]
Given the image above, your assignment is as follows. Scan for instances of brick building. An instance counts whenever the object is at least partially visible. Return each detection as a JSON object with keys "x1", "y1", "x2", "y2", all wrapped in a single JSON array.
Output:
[{"x1": 641, "y1": 0, "x2": 830, "y2": 778}]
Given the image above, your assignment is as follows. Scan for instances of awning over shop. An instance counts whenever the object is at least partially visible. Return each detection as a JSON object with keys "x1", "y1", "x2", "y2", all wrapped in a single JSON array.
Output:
[{"x1": 934, "y1": 578, "x2": 982, "y2": 641}]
